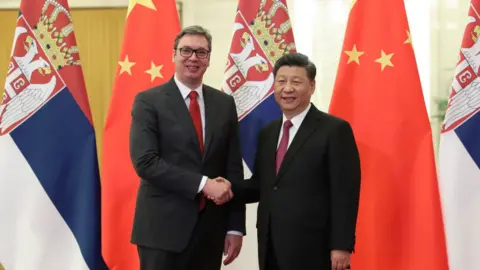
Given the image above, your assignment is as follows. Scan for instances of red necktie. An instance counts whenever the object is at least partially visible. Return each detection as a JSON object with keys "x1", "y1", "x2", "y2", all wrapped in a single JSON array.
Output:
[
  {"x1": 276, "y1": 120, "x2": 293, "y2": 174},
  {"x1": 189, "y1": 91, "x2": 203, "y2": 152},
  {"x1": 188, "y1": 91, "x2": 205, "y2": 210}
]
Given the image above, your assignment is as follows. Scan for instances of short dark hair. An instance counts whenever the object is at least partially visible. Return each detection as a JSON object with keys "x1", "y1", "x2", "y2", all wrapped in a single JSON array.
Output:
[
  {"x1": 273, "y1": 53, "x2": 316, "y2": 81},
  {"x1": 173, "y1": 25, "x2": 212, "y2": 51}
]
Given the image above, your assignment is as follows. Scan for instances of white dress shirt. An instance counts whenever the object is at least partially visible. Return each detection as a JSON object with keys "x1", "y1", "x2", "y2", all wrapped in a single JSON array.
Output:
[
  {"x1": 174, "y1": 76, "x2": 208, "y2": 192},
  {"x1": 174, "y1": 76, "x2": 206, "y2": 140},
  {"x1": 277, "y1": 103, "x2": 312, "y2": 150},
  {"x1": 174, "y1": 76, "x2": 242, "y2": 236}
]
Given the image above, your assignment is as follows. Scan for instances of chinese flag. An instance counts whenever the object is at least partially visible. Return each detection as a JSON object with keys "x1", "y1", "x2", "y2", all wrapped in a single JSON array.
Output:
[
  {"x1": 329, "y1": 0, "x2": 449, "y2": 269},
  {"x1": 101, "y1": 0, "x2": 180, "y2": 269}
]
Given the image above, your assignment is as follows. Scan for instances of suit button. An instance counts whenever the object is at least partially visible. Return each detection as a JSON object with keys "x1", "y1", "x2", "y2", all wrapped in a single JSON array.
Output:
[{"x1": 273, "y1": 186, "x2": 278, "y2": 191}]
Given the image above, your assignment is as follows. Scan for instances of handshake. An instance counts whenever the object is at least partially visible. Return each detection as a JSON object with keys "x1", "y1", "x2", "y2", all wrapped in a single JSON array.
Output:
[{"x1": 202, "y1": 177, "x2": 233, "y2": 205}]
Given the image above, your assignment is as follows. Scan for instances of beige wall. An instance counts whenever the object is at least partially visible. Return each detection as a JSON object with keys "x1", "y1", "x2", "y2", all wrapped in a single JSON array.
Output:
[
  {"x1": 0, "y1": 0, "x2": 472, "y2": 269},
  {"x1": 431, "y1": 0, "x2": 470, "y2": 150}
]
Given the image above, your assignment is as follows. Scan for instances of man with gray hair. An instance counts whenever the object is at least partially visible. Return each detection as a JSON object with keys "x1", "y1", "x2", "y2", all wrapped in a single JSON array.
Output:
[{"x1": 129, "y1": 25, "x2": 245, "y2": 270}]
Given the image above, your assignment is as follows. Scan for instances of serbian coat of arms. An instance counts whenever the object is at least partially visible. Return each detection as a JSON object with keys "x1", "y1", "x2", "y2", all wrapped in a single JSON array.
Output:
[
  {"x1": 222, "y1": 0, "x2": 296, "y2": 120},
  {"x1": 442, "y1": 3, "x2": 480, "y2": 133},
  {"x1": 0, "y1": 0, "x2": 82, "y2": 135}
]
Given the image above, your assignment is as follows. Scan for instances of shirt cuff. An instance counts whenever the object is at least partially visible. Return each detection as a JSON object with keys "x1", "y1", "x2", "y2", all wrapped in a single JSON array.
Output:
[
  {"x1": 198, "y1": 176, "x2": 208, "y2": 193},
  {"x1": 227, "y1": 231, "x2": 244, "y2": 236}
]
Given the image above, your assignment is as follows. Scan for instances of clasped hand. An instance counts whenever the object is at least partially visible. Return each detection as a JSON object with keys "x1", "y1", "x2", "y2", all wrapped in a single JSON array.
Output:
[{"x1": 202, "y1": 177, "x2": 233, "y2": 205}]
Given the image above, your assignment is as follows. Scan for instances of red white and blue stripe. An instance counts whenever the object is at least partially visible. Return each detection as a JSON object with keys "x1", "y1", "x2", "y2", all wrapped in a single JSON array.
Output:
[{"x1": 0, "y1": 0, "x2": 106, "y2": 269}]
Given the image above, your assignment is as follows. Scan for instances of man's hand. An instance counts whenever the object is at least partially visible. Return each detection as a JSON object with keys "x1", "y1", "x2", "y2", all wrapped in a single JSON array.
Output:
[
  {"x1": 211, "y1": 177, "x2": 234, "y2": 205},
  {"x1": 223, "y1": 234, "x2": 243, "y2": 265},
  {"x1": 331, "y1": 250, "x2": 350, "y2": 270},
  {"x1": 202, "y1": 177, "x2": 232, "y2": 205}
]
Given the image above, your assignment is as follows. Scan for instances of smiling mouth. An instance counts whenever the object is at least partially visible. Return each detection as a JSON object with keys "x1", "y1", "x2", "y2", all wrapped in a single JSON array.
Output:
[
  {"x1": 186, "y1": 65, "x2": 200, "y2": 72},
  {"x1": 282, "y1": 97, "x2": 296, "y2": 102}
]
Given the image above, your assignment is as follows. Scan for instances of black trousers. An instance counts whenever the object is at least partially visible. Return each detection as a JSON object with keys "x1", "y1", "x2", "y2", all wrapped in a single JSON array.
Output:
[
  {"x1": 137, "y1": 210, "x2": 224, "y2": 270},
  {"x1": 266, "y1": 226, "x2": 281, "y2": 270}
]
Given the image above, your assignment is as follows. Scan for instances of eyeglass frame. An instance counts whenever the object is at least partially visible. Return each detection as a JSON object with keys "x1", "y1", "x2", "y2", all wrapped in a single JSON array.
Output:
[{"x1": 176, "y1": 47, "x2": 211, "y2": 59}]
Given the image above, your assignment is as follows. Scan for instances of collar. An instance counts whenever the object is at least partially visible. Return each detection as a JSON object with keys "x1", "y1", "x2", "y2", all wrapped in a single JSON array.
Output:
[
  {"x1": 282, "y1": 103, "x2": 312, "y2": 129},
  {"x1": 174, "y1": 75, "x2": 204, "y2": 101}
]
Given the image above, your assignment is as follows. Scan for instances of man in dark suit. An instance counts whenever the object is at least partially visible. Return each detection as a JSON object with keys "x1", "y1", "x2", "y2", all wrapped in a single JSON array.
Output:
[
  {"x1": 129, "y1": 25, "x2": 245, "y2": 270},
  {"x1": 239, "y1": 53, "x2": 361, "y2": 270}
]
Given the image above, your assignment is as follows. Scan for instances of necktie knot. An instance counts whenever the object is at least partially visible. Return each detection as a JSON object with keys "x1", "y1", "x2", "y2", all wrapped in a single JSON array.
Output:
[
  {"x1": 189, "y1": 91, "x2": 198, "y2": 100},
  {"x1": 283, "y1": 120, "x2": 293, "y2": 130}
]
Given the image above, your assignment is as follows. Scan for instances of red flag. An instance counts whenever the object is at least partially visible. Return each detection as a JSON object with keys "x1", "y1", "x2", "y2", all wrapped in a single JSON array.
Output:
[
  {"x1": 329, "y1": 0, "x2": 449, "y2": 269},
  {"x1": 101, "y1": 0, "x2": 180, "y2": 269}
]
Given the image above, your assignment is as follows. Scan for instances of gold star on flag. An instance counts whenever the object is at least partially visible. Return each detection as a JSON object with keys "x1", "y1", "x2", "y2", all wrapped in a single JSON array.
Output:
[
  {"x1": 127, "y1": 0, "x2": 157, "y2": 18},
  {"x1": 145, "y1": 61, "x2": 164, "y2": 82},
  {"x1": 375, "y1": 50, "x2": 394, "y2": 71},
  {"x1": 344, "y1": 44, "x2": 364, "y2": 65},
  {"x1": 118, "y1": 55, "x2": 136, "y2": 75},
  {"x1": 404, "y1": 30, "x2": 412, "y2": 45}
]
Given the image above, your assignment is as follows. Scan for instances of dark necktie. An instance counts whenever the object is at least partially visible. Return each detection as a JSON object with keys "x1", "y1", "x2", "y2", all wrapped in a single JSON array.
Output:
[
  {"x1": 276, "y1": 120, "x2": 293, "y2": 174},
  {"x1": 188, "y1": 91, "x2": 205, "y2": 210}
]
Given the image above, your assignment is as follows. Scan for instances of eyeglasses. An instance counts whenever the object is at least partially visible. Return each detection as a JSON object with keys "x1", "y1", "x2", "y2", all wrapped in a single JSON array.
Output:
[{"x1": 177, "y1": 47, "x2": 210, "y2": 59}]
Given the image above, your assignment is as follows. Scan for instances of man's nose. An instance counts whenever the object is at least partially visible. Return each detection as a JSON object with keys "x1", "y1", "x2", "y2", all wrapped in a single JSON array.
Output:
[{"x1": 283, "y1": 82, "x2": 295, "y2": 92}]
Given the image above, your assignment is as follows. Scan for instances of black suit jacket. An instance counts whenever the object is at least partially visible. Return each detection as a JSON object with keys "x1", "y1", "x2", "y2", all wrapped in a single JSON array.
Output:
[
  {"x1": 129, "y1": 77, "x2": 245, "y2": 253},
  {"x1": 242, "y1": 105, "x2": 361, "y2": 270}
]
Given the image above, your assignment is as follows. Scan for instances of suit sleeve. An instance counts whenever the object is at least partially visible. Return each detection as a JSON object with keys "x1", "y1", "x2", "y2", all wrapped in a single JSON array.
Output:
[
  {"x1": 240, "y1": 130, "x2": 263, "y2": 204},
  {"x1": 328, "y1": 120, "x2": 361, "y2": 252},
  {"x1": 241, "y1": 170, "x2": 261, "y2": 204},
  {"x1": 225, "y1": 97, "x2": 247, "y2": 234},
  {"x1": 129, "y1": 92, "x2": 202, "y2": 200}
]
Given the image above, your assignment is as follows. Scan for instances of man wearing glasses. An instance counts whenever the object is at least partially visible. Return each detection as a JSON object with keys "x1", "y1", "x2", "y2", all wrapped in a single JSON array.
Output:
[{"x1": 129, "y1": 25, "x2": 245, "y2": 270}]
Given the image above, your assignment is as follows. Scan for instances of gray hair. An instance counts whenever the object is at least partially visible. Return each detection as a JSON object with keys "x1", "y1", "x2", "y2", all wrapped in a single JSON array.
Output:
[{"x1": 173, "y1": 25, "x2": 212, "y2": 51}]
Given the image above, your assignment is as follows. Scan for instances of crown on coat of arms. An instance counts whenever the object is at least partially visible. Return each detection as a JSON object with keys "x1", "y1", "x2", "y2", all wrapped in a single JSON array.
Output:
[
  {"x1": 250, "y1": 0, "x2": 296, "y2": 64},
  {"x1": 32, "y1": 0, "x2": 80, "y2": 70}
]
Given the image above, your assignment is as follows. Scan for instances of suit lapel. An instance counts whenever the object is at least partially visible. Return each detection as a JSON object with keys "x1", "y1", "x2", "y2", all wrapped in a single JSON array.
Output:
[
  {"x1": 203, "y1": 87, "x2": 216, "y2": 159},
  {"x1": 164, "y1": 78, "x2": 202, "y2": 156},
  {"x1": 275, "y1": 107, "x2": 319, "y2": 183}
]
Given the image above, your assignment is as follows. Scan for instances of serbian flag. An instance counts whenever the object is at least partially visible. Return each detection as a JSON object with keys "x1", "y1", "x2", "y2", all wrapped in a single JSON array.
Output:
[
  {"x1": 222, "y1": 0, "x2": 296, "y2": 173},
  {"x1": 0, "y1": 0, "x2": 105, "y2": 269},
  {"x1": 328, "y1": 0, "x2": 449, "y2": 269},
  {"x1": 221, "y1": 0, "x2": 296, "y2": 267},
  {"x1": 101, "y1": 0, "x2": 180, "y2": 269},
  {"x1": 438, "y1": 1, "x2": 480, "y2": 269}
]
